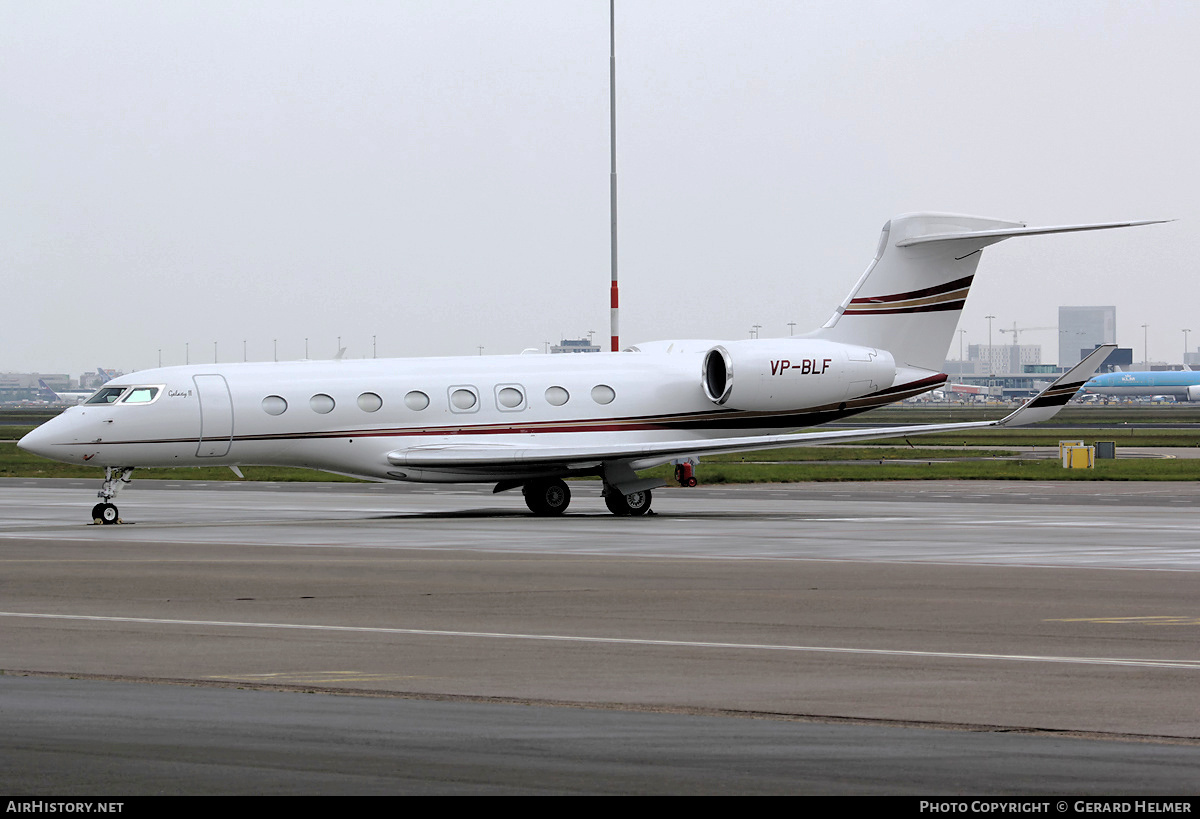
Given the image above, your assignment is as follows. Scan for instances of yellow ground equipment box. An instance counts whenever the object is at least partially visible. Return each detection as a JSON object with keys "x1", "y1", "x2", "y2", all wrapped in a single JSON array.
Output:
[
  {"x1": 1061, "y1": 445, "x2": 1095, "y2": 469},
  {"x1": 1058, "y1": 440, "x2": 1085, "y2": 459}
]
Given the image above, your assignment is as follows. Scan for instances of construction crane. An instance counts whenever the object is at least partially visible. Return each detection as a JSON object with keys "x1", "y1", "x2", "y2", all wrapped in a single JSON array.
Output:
[{"x1": 997, "y1": 323, "x2": 1057, "y2": 345}]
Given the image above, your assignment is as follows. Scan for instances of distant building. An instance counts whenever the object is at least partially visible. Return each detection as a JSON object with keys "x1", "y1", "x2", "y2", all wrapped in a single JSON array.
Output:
[
  {"x1": 942, "y1": 345, "x2": 1048, "y2": 399},
  {"x1": 551, "y1": 338, "x2": 600, "y2": 354},
  {"x1": 79, "y1": 370, "x2": 123, "y2": 389},
  {"x1": 966, "y1": 344, "x2": 1042, "y2": 375},
  {"x1": 0, "y1": 373, "x2": 70, "y2": 403},
  {"x1": 1059, "y1": 306, "x2": 1116, "y2": 366},
  {"x1": 0, "y1": 373, "x2": 69, "y2": 390}
]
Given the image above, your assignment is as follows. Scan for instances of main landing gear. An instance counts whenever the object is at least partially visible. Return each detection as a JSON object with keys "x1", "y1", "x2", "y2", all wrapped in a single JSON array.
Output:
[
  {"x1": 91, "y1": 467, "x2": 133, "y2": 525},
  {"x1": 603, "y1": 487, "x2": 653, "y2": 516},
  {"x1": 523, "y1": 478, "x2": 571, "y2": 516},
  {"x1": 517, "y1": 477, "x2": 655, "y2": 516}
]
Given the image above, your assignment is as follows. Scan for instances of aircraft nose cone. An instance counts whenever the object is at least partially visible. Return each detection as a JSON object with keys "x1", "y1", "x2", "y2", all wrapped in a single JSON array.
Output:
[
  {"x1": 17, "y1": 424, "x2": 54, "y2": 458},
  {"x1": 17, "y1": 414, "x2": 83, "y2": 464}
]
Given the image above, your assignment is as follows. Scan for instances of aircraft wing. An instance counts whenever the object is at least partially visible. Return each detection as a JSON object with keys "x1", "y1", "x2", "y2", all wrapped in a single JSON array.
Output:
[{"x1": 387, "y1": 345, "x2": 1115, "y2": 472}]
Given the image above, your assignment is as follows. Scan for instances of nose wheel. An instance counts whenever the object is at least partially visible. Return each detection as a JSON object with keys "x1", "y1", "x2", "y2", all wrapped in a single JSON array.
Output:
[
  {"x1": 92, "y1": 466, "x2": 134, "y2": 524},
  {"x1": 91, "y1": 502, "x2": 120, "y2": 525}
]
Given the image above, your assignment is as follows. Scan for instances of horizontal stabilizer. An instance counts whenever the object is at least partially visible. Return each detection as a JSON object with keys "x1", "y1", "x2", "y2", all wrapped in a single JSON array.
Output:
[{"x1": 895, "y1": 219, "x2": 1170, "y2": 248}]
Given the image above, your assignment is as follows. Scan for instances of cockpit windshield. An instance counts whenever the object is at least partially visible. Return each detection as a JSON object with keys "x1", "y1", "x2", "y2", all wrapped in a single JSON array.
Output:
[
  {"x1": 122, "y1": 387, "x2": 160, "y2": 404},
  {"x1": 86, "y1": 387, "x2": 128, "y2": 405}
]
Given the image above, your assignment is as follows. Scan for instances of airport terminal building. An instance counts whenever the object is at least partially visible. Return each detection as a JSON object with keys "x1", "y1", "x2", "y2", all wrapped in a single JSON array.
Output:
[{"x1": 0, "y1": 373, "x2": 69, "y2": 403}]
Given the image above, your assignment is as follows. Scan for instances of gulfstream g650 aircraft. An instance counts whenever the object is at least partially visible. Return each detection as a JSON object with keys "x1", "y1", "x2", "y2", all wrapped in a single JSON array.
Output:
[{"x1": 19, "y1": 212, "x2": 1156, "y2": 523}]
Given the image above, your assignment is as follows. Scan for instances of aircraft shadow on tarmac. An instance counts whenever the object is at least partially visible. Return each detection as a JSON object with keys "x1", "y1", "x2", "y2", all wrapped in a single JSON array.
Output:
[
  {"x1": 358, "y1": 508, "x2": 872, "y2": 521},
  {"x1": 77, "y1": 508, "x2": 859, "y2": 525}
]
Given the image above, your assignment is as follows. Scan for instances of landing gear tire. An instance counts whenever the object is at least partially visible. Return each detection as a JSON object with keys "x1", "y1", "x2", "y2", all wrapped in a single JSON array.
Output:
[
  {"x1": 94, "y1": 467, "x2": 133, "y2": 524},
  {"x1": 604, "y1": 488, "x2": 652, "y2": 516},
  {"x1": 92, "y1": 503, "x2": 119, "y2": 525},
  {"x1": 523, "y1": 479, "x2": 571, "y2": 516}
]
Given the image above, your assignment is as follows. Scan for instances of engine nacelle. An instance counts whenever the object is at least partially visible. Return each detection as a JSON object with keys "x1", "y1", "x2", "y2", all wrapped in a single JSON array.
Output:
[
  {"x1": 1187, "y1": 385, "x2": 1200, "y2": 403},
  {"x1": 702, "y1": 339, "x2": 896, "y2": 411}
]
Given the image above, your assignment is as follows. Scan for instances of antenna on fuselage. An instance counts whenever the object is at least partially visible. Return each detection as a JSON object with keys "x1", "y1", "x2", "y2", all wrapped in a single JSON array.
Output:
[{"x1": 608, "y1": 0, "x2": 619, "y2": 352}]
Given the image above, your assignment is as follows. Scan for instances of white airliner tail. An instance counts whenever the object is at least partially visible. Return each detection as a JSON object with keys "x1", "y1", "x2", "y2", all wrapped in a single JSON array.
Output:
[{"x1": 811, "y1": 213, "x2": 1166, "y2": 372}]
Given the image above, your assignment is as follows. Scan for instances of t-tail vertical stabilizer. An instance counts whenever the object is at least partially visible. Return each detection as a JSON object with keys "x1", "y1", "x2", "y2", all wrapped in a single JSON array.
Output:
[{"x1": 810, "y1": 213, "x2": 1167, "y2": 374}]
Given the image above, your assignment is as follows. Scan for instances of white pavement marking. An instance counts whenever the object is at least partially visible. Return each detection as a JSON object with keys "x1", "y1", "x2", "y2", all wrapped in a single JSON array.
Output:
[{"x1": 3, "y1": 611, "x2": 1199, "y2": 671}]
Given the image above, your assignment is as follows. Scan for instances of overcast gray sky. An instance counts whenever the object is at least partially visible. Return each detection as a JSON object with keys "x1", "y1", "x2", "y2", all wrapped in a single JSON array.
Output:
[{"x1": 3, "y1": 0, "x2": 1196, "y2": 376}]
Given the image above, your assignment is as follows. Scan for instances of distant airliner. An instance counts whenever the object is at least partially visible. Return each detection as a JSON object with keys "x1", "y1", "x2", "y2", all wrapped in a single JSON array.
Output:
[
  {"x1": 19, "y1": 212, "x2": 1157, "y2": 523},
  {"x1": 37, "y1": 380, "x2": 92, "y2": 406},
  {"x1": 1082, "y1": 370, "x2": 1200, "y2": 402}
]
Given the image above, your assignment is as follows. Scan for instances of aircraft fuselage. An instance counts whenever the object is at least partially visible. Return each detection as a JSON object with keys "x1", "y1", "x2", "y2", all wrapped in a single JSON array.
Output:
[{"x1": 20, "y1": 337, "x2": 934, "y2": 483}]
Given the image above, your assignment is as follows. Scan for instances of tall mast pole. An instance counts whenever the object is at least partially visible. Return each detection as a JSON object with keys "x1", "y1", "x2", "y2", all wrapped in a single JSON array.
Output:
[{"x1": 609, "y1": 0, "x2": 619, "y2": 352}]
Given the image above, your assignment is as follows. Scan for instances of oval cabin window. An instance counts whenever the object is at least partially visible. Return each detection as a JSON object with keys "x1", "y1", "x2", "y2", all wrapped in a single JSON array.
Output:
[
  {"x1": 591, "y1": 384, "x2": 616, "y2": 405},
  {"x1": 497, "y1": 387, "x2": 523, "y2": 409},
  {"x1": 404, "y1": 391, "x2": 430, "y2": 411},
  {"x1": 357, "y1": 392, "x2": 383, "y2": 412},
  {"x1": 309, "y1": 394, "x2": 335, "y2": 414},
  {"x1": 545, "y1": 386, "x2": 569, "y2": 406},
  {"x1": 262, "y1": 395, "x2": 288, "y2": 416}
]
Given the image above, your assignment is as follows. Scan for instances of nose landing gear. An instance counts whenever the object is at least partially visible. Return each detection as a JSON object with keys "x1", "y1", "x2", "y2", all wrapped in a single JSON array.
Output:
[{"x1": 92, "y1": 467, "x2": 133, "y2": 524}]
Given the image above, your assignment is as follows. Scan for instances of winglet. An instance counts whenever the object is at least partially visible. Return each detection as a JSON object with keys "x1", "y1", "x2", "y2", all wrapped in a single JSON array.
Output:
[{"x1": 997, "y1": 344, "x2": 1116, "y2": 427}]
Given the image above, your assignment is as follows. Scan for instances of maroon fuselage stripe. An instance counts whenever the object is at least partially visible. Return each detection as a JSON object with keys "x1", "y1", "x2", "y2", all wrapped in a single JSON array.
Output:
[
  {"x1": 848, "y1": 275, "x2": 974, "y2": 305},
  {"x1": 842, "y1": 299, "x2": 967, "y2": 316}
]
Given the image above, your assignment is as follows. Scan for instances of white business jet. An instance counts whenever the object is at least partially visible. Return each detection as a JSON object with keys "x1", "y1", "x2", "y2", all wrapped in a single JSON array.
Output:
[{"x1": 19, "y1": 212, "x2": 1157, "y2": 523}]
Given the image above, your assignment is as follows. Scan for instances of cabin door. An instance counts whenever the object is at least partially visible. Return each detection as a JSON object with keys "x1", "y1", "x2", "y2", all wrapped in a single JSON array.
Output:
[{"x1": 194, "y1": 374, "x2": 234, "y2": 457}]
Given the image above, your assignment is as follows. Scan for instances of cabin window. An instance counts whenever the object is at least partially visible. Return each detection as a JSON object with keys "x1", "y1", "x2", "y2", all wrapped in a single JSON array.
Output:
[
  {"x1": 309, "y1": 394, "x2": 335, "y2": 414},
  {"x1": 86, "y1": 387, "x2": 127, "y2": 405},
  {"x1": 404, "y1": 390, "x2": 430, "y2": 411},
  {"x1": 545, "y1": 386, "x2": 569, "y2": 406},
  {"x1": 357, "y1": 392, "x2": 383, "y2": 412},
  {"x1": 449, "y1": 386, "x2": 478, "y2": 412},
  {"x1": 591, "y1": 384, "x2": 616, "y2": 405},
  {"x1": 496, "y1": 385, "x2": 524, "y2": 410},
  {"x1": 121, "y1": 387, "x2": 160, "y2": 404},
  {"x1": 262, "y1": 395, "x2": 288, "y2": 416}
]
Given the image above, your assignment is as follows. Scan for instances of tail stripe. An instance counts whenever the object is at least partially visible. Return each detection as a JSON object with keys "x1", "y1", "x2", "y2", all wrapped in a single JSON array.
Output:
[
  {"x1": 844, "y1": 275, "x2": 972, "y2": 316},
  {"x1": 844, "y1": 276, "x2": 973, "y2": 316},
  {"x1": 849, "y1": 274, "x2": 975, "y2": 306},
  {"x1": 843, "y1": 298, "x2": 967, "y2": 316}
]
